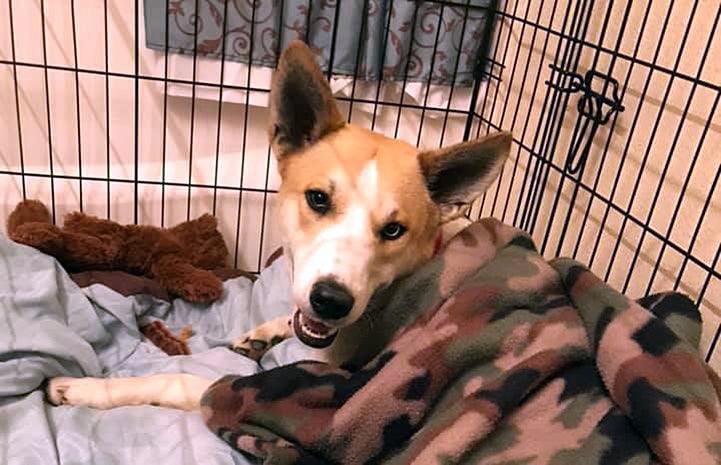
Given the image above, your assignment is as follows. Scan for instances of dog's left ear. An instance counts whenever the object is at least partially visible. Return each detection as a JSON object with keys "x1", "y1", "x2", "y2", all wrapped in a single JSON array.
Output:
[
  {"x1": 419, "y1": 131, "x2": 512, "y2": 222},
  {"x1": 269, "y1": 40, "x2": 346, "y2": 159}
]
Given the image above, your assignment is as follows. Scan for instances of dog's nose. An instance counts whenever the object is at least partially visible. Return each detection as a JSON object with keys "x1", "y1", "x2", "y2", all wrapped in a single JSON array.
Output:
[{"x1": 310, "y1": 280, "x2": 355, "y2": 320}]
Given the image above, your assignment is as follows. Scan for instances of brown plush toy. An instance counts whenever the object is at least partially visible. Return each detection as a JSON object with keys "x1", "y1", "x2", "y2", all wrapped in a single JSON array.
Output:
[{"x1": 6, "y1": 199, "x2": 229, "y2": 303}]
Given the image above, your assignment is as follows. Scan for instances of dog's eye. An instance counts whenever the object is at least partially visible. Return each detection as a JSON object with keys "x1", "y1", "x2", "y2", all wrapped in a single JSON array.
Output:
[
  {"x1": 380, "y1": 222, "x2": 406, "y2": 241},
  {"x1": 305, "y1": 190, "x2": 331, "y2": 214}
]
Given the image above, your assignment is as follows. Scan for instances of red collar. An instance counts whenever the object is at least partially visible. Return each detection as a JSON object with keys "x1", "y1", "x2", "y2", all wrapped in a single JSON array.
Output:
[{"x1": 432, "y1": 231, "x2": 443, "y2": 257}]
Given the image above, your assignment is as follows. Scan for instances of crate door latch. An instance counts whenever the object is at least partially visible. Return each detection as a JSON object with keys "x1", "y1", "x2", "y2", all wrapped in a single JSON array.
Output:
[{"x1": 546, "y1": 66, "x2": 625, "y2": 175}]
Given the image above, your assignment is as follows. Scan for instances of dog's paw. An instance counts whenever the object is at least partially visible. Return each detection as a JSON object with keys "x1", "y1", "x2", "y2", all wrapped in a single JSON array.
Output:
[
  {"x1": 46, "y1": 377, "x2": 113, "y2": 409},
  {"x1": 229, "y1": 335, "x2": 282, "y2": 361},
  {"x1": 230, "y1": 317, "x2": 292, "y2": 361}
]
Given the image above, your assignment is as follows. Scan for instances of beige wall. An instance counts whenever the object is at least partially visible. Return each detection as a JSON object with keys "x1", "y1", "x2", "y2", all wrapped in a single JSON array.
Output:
[{"x1": 0, "y1": 1, "x2": 718, "y2": 368}]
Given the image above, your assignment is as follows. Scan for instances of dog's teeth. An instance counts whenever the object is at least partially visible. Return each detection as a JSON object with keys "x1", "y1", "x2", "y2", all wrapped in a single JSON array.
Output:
[
  {"x1": 301, "y1": 323, "x2": 323, "y2": 338},
  {"x1": 300, "y1": 321, "x2": 334, "y2": 340}
]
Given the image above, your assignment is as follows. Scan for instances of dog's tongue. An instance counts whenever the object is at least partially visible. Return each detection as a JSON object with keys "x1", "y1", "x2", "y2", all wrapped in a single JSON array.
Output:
[{"x1": 292, "y1": 309, "x2": 338, "y2": 348}]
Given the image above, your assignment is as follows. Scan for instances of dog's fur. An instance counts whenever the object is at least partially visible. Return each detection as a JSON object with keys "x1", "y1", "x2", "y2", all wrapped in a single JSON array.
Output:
[{"x1": 47, "y1": 41, "x2": 511, "y2": 411}]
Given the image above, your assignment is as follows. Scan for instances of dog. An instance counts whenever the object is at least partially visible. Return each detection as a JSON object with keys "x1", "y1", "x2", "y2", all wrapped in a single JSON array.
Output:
[{"x1": 46, "y1": 41, "x2": 511, "y2": 411}]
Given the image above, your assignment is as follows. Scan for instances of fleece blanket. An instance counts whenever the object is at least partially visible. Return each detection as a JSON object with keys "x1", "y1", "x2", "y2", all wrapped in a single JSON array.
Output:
[
  {"x1": 0, "y1": 232, "x2": 313, "y2": 465},
  {"x1": 202, "y1": 219, "x2": 721, "y2": 465}
]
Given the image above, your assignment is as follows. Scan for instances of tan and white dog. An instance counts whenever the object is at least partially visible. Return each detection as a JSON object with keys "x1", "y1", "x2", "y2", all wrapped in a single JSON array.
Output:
[{"x1": 47, "y1": 41, "x2": 512, "y2": 411}]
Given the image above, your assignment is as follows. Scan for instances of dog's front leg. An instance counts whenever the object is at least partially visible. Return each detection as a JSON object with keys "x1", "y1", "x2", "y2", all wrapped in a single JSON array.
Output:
[
  {"x1": 230, "y1": 316, "x2": 293, "y2": 360},
  {"x1": 46, "y1": 374, "x2": 212, "y2": 411}
]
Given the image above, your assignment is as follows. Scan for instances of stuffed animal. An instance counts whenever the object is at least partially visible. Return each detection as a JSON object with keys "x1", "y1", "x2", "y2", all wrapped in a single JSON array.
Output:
[
  {"x1": 140, "y1": 321, "x2": 193, "y2": 355},
  {"x1": 6, "y1": 199, "x2": 229, "y2": 303}
]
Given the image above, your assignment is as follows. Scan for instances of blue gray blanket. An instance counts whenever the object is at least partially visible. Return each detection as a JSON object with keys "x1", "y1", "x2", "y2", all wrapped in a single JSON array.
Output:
[{"x1": 0, "y1": 233, "x2": 309, "y2": 465}]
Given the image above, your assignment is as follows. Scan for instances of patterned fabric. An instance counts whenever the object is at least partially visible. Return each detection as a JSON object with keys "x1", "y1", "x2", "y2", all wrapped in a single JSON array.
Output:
[
  {"x1": 201, "y1": 219, "x2": 721, "y2": 464},
  {"x1": 143, "y1": 0, "x2": 493, "y2": 85}
]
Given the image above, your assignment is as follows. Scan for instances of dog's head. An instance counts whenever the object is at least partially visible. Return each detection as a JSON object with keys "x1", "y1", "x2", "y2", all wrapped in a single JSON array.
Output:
[{"x1": 269, "y1": 41, "x2": 511, "y2": 348}]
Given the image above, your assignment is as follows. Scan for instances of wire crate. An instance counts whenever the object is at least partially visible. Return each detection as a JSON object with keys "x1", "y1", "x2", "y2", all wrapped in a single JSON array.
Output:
[{"x1": 0, "y1": 0, "x2": 718, "y2": 370}]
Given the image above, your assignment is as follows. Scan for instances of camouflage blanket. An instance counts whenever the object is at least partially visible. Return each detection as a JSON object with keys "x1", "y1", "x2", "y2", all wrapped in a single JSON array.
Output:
[{"x1": 201, "y1": 219, "x2": 721, "y2": 464}]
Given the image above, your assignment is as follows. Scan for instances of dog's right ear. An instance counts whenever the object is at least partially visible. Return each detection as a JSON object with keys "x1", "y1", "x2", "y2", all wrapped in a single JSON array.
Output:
[{"x1": 269, "y1": 41, "x2": 345, "y2": 159}]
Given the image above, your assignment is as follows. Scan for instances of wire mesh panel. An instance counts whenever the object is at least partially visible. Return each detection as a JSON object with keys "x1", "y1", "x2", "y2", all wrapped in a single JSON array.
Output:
[
  {"x1": 0, "y1": 0, "x2": 718, "y2": 372},
  {"x1": 0, "y1": 0, "x2": 495, "y2": 271},
  {"x1": 469, "y1": 0, "x2": 720, "y2": 370}
]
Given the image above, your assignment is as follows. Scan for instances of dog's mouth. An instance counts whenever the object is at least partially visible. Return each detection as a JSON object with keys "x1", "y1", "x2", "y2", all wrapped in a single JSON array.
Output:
[{"x1": 292, "y1": 309, "x2": 338, "y2": 348}]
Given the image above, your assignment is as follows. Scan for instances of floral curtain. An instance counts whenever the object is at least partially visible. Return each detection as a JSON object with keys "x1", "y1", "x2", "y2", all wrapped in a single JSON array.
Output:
[{"x1": 144, "y1": 0, "x2": 493, "y2": 86}]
